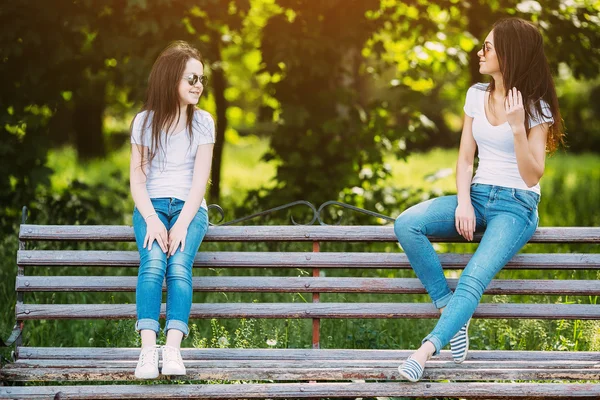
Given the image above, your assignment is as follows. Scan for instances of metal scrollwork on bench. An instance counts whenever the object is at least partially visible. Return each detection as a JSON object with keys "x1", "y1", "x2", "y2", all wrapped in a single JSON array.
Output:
[
  {"x1": 208, "y1": 200, "x2": 395, "y2": 226},
  {"x1": 317, "y1": 201, "x2": 396, "y2": 225},
  {"x1": 208, "y1": 200, "x2": 318, "y2": 226}
]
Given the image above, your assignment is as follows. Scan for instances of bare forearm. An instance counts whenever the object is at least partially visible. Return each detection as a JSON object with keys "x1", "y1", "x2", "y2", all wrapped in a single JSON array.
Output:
[
  {"x1": 176, "y1": 146, "x2": 213, "y2": 227},
  {"x1": 456, "y1": 159, "x2": 474, "y2": 205},
  {"x1": 177, "y1": 186, "x2": 205, "y2": 227},
  {"x1": 130, "y1": 181, "x2": 156, "y2": 220},
  {"x1": 513, "y1": 128, "x2": 544, "y2": 187}
]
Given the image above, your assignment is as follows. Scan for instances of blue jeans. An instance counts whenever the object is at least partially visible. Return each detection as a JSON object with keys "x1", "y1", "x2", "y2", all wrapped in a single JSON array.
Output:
[
  {"x1": 394, "y1": 184, "x2": 539, "y2": 355},
  {"x1": 133, "y1": 198, "x2": 208, "y2": 337}
]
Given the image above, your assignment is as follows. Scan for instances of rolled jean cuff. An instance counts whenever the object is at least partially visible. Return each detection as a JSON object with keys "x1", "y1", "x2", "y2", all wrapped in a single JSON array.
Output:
[
  {"x1": 432, "y1": 292, "x2": 453, "y2": 309},
  {"x1": 165, "y1": 319, "x2": 189, "y2": 337},
  {"x1": 422, "y1": 334, "x2": 442, "y2": 357},
  {"x1": 136, "y1": 319, "x2": 160, "y2": 335}
]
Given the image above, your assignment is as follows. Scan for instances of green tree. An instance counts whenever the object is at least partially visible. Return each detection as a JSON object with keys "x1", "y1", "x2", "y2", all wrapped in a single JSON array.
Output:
[
  {"x1": 254, "y1": 0, "x2": 600, "y2": 211},
  {"x1": 257, "y1": 0, "x2": 410, "y2": 206},
  {"x1": 0, "y1": 0, "x2": 250, "y2": 228}
]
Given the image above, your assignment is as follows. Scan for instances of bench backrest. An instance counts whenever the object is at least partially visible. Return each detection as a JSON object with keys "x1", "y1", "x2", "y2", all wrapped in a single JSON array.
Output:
[{"x1": 15, "y1": 225, "x2": 600, "y2": 348}]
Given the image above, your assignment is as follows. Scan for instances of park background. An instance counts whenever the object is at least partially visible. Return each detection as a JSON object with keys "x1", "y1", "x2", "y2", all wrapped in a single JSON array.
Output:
[{"x1": 1, "y1": 0, "x2": 599, "y2": 395}]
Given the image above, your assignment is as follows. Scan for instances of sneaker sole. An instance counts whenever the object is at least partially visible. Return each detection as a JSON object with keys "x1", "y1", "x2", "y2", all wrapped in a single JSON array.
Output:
[
  {"x1": 161, "y1": 367, "x2": 187, "y2": 376},
  {"x1": 134, "y1": 371, "x2": 159, "y2": 379}
]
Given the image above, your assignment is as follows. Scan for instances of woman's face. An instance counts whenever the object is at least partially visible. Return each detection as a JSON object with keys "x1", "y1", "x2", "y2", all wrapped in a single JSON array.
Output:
[
  {"x1": 178, "y1": 57, "x2": 205, "y2": 107},
  {"x1": 477, "y1": 30, "x2": 500, "y2": 76}
]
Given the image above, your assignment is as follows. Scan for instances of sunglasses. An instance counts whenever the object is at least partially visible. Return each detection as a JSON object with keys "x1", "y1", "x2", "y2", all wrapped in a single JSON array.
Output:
[
  {"x1": 481, "y1": 42, "x2": 493, "y2": 56},
  {"x1": 183, "y1": 73, "x2": 208, "y2": 86}
]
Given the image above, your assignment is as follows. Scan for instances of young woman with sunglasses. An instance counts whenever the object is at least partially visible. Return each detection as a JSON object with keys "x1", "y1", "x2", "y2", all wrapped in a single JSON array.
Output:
[
  {"x1": 395, "y1": 18, "x2": 565, "y2": 382},
  {"x1": 130, "y1": 41, "x2": 214, "y2": 379}
]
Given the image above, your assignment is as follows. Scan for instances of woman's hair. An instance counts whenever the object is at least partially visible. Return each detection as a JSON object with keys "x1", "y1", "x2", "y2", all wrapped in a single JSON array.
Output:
[
  {"x1": 486, "y1": 18, "x2": 565, "y2": 152},
  {"x1": 133, "y1": 41, "x2": 204, "y2": 168}
]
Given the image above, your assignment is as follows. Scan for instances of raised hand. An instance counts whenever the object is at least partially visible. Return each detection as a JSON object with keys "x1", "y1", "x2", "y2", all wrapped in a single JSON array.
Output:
[{"x1": 504, "y1": 87, "x2": 525, "y2": 133}]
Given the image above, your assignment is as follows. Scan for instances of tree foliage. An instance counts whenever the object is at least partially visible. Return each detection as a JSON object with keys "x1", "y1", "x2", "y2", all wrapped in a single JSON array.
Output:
[
  {"x1": 0, "y1": 0, "x2": 249, "y2": 228},
  {"x1": 252, "y1": 0, "x2": 600, "y2": 209},
  {"x1": 1, "y1": 0, "x2": 599, "y2": 225}
]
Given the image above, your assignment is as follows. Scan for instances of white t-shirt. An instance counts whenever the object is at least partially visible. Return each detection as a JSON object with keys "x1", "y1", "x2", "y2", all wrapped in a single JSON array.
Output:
[
  {"x1": 131, "y1": 109, "x2": 215, "y2": 208},
  {"x1": 464, "y1": 83, "x2": 554, "y2": 195}
]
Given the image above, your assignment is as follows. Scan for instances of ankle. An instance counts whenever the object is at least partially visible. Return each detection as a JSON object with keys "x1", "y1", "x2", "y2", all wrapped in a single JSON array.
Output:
[
  {"x1": 140, "y1": 329, "x2": 157, "y2": 348},
  {"x1": 420, "y1": 341, "x2": 436, "y2": 359},
  {"x1": 165, "y1": 329, "x2": 184, "y2": 349}
]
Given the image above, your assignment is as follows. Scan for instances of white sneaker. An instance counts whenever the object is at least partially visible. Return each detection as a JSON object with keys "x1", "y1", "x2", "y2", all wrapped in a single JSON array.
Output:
[
  {"x1": 134, "y1": 346, "x2": 159, "y2": 379},
  {"x1": 161, "y1": 345, "x2": 186, "y2": 375}
]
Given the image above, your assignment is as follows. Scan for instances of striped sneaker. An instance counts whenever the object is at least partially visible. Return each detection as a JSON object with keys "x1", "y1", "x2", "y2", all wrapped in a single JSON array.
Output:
[
  {"x1": 450, "y1": 320, "x2": 470, "y2": 363},
  {"x1": 397, "y1": 356, "x2": 425, "y2": 382}
]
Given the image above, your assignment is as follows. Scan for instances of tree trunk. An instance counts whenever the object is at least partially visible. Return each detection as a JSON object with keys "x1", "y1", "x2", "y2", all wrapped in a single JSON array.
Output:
[
  {"x1": 209, "y1": 36, "x2": 227, "y2": 204},
  {"x1": 73, "y1": 80, "x2": 106, "y2": 160},
  {"x1": 466, "y1": 1, "x2": 489, "y2": 86}
]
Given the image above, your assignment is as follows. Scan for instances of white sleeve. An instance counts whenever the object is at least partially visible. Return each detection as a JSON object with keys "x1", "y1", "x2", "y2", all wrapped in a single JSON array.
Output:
[
  {"x1": 193, "y1": 110, "x2": 216, "y2": 146},
  {"x1": 529, "y1": 100, "x2": 554, "y2": 128},
  {"x1": 463, "y1": 87, "x2": 477, "y2": 118},
  {"x1": 130, "y1": 112, "x2": 151, "y2": 147}
]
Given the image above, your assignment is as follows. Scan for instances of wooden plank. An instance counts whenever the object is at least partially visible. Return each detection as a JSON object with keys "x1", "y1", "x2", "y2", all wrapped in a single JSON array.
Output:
[
  {"x1": 17, "y1": 250, "x2": 600, "y2": 270},
  {"x1": 15, "y1": 303, "x2": 600, "y2": 320},
  {"x1": 19, "y1": 224, "x2": 600, "y2": 243},
  {"x1": 16, "y1": 347, "x2": 600, "y2": 362},
  {"x1": 10, "y1": 358, "x2": 600, "y2": 369},
  {"x1": 2, "y1": 365, "x2": 598, "y2": 382},
  {"x1": 1, "y1": 382, "x2": 599, "y2": 399},
  {"x1": 16, "y1": 276, "x2": 600, "y2": 296}
]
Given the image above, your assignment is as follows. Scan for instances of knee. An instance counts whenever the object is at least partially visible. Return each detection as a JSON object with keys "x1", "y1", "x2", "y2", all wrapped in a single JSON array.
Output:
[
  {"x1": 166, "y1": 260, "x2": 192, "y2": 285},
  {"x1": 455, "y1": 273, "x2": 487, "y2": 303},
  {"x1": 139, "y1": 254, "x2": 167, "y2": 281},
  {"x1": 394, "y1": 211, "x2": 421, "y2": 245}
]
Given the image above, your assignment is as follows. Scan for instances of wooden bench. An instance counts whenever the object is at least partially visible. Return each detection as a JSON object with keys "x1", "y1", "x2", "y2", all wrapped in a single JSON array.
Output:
[{"x1": 1, "y1": 222, "x2": 599, "y2": 399}]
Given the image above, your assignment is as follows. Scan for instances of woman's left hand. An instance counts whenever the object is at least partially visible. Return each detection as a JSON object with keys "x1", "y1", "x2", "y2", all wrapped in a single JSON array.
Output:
[
  {"x1": 505, "y1": 87, "x2": 525, "y2": 133},
  {"x1": 168, "y1": 221, "x2": 189, "y2": 256}
]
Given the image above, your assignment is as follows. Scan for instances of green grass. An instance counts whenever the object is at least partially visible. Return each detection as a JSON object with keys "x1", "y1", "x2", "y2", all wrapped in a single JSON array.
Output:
[
  {"x1": 219, "y1": 130, "x2": 277, "y2": 201},
  {"x1": 47, "y1": 135, "x2": 600, "y2": 207}
]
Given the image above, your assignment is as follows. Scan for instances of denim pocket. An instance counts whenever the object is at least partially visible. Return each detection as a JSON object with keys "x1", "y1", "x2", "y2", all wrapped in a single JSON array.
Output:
[{"x1": 511, "y1": 190, "x2": 538, "y2": 212}]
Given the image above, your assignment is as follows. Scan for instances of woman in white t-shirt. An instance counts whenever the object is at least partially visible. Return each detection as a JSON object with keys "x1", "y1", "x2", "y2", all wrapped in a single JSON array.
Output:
[
  {"x1": 394, "y1": 18, "x2": 565, "y2": 382},
  {"x1": 129, "y1": 41, "x2": 215, "y2": 379}
]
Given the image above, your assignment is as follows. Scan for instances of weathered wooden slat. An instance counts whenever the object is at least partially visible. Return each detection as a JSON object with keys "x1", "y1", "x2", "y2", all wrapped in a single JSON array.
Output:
[
  {"x1": 17, "y1": 250, "x2": 600, "y2": 270},
  {"x1": 15, "y1": 303, "x2": 600, "y2": 320},
  {"x1": 10, "y1": 358, "x2": 600, "y2": 369},
  {"x1": 16, "y1": 347, "x2": 600, "y2": 362},
  {"x1": 16, "y1": 276, "x2": 600, "y2": 296},
  {"x1": 1, "y1": 382, "x2": 599, "y2": 399},
  {"x1": 2, "y1": 365, "x2": 598, "y2": 382},
  {"x1": 19, "y1": 224, "x2": 600, "y2": 243}
]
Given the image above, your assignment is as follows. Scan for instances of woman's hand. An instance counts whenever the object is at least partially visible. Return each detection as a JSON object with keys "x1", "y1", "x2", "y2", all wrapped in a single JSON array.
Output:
[
  {"x1": 505, "y1": 87, "x2": 525, "y2": 133},
  {"x1": 144, "y1": 215, "x2": 168, "y2": 253},
  {"x1": 168, "y1": 221, "x2": 189, "y2": 256},
  {"x1": 455, "y1": 201, "x2": 476, "y2": 241}
]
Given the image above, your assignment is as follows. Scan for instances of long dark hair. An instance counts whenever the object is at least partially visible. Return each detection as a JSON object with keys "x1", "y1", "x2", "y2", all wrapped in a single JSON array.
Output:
[
  {"x1": 133, "y1": 41, "x2": 204, "y2": 169},
  {"x1": 486, "y1": 18, "x2": 565, "y2": 153}
]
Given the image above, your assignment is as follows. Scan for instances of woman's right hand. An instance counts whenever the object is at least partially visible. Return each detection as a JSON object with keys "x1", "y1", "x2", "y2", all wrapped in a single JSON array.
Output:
[
  {"x1": 455, "y1": 201, "x2": 476, "y2": 241},
  {"x1": 144, "y1": 215, "x2": 168, "y2": 253}
]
